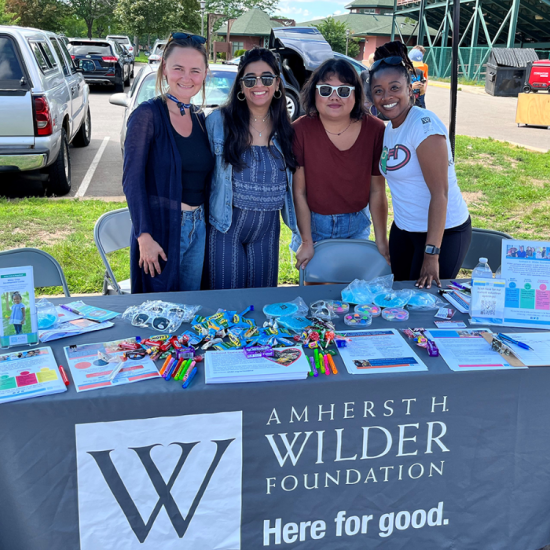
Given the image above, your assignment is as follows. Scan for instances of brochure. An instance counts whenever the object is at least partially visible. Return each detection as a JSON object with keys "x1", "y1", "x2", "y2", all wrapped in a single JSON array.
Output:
[
  {"x1": 0, "y1": 266, "x2": 38, "y2": 348},
  {"x1": 62, "y1": 301, "x2": 120, "y2": 323},
  {"x1": 500, "y1": 240, "x2": 550, "y2": 328},
  {"x1": 425, "y1": 329, "x2": 527, "y2": 371},
  {"x1": 205, "y1": 346, "x2": 310, "y2": 384},
  {"x1": 64, "y1": 338, "x2": 160, "y2": 392},
  {"x1": 335, "y1": 329, "x2": 428, "y2": 375},
  {"x1": 470, "y1": 278, "x2": 506, "y2": 325},
  {"x1": 39, "y1": 319, "x2": 114, "y2": 343},
  {"x1": 0, "y1": 347, "x2": 66, "y2": 404}
]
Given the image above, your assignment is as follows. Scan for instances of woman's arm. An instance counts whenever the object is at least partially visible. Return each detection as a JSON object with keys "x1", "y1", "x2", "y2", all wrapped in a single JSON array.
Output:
[
  {"x1": 415, "y1": 134, "x2": 449, "y2": 289},
  {"x1": 369, "y1": 175, "x2": 390, "y2": 264},
  {"x1": 293, "y1": 167, "x2": 314, "y2": 270}
]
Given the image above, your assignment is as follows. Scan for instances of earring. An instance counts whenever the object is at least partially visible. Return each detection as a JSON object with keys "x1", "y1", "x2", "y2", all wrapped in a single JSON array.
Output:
[
  {"x1": 273, "y1": 89, "x2": 282, "y2": 99},
  {"x1": 237, "y1": 91, "x2": 246, "y2": 101}
]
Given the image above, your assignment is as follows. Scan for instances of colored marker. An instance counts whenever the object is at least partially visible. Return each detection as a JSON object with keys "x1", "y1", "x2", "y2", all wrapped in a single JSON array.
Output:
[
  {"x1": 308, "y1": 356, "x2": 318, "y2": 377},
  {"x1": 159, "y1": 354, "x2": 172, "y2": 376},
  {"x1": 59, "y1": 366, "x2": 70, "y2": 386},
  {"x1": 181, "y1": 361, "x2": 196, "y2": 383},
  {"x1": 327, "y1": 354, "x2": 338, "y2": 375},
  {"x1": 323, "y1": 354, "x2": 330, "y2": 376},
  {"x1": 171, "y1": 358, "x2": 185, "y2": 378},
  {"x1": 177, "y1": 358, "x2": 193, "y2": 381},
  {"x1": 182, "y1": 366, "x2": 198, "y2": 388},
  {"x1": 314, "y1": 348, "x2": 324, "y2": 374},
  {"x1": 163, "y1": 358, "x2": 178, "y2": 380}
]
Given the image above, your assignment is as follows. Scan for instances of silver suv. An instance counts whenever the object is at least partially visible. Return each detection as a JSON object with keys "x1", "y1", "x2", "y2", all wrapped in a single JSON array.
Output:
[{"x1": 0, "y1": 26, "x2": 91, "y2": 195}]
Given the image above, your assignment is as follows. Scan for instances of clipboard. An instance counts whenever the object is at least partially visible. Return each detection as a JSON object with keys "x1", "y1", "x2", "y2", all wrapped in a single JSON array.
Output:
[{"x1": 481, "y1": 333, "x2": 526, "y2": 368}]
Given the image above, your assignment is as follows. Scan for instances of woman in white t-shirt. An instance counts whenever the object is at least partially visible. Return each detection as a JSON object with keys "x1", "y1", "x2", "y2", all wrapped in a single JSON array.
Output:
[{"x1": 367, "y1": 41, "x2": 471, "y2": 288}]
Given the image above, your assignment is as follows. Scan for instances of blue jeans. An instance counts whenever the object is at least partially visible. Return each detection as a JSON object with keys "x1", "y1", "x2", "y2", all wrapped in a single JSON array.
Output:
[
  {"x1": 179, "y1": 205, "x2": 206, "y2": 291},
  {"x1": 13, "y1": 323, "x2": 22, "y2": 334},
  {"x1": 290, "y1": 208, "x2": 371, "y2": 252}
]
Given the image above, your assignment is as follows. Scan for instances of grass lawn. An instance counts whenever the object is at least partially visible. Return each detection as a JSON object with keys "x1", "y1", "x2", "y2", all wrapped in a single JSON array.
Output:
[{"x1": 1, "y1": 135, "x2": 548, "y2": 295}]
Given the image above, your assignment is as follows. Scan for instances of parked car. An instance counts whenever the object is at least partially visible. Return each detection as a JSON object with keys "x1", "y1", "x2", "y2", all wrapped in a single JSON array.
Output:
[
  {"x1": 148, "y1": 40, "x2": 167, "y2": 64},
  {"x1": 106, "y1": 35, "x2": 134, "y2": 60},
  {"x1": 109, "y1": 63, "x2": 238, "y2": 155},
  {"x1": 226, "y1": 28, "x2": 366, "y2": 120},
  {"x1": 0, "y1": 25, "x2": 91, "y2": 195},
  {"x1": 67, "y1": 39, "x2": 132, "y2": 91}
]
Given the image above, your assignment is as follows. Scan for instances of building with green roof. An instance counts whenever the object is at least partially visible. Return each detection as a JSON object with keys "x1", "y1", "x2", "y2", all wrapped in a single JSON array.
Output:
[{"x1": 216, "y1": 9, "x2": 295, "y2": 56}]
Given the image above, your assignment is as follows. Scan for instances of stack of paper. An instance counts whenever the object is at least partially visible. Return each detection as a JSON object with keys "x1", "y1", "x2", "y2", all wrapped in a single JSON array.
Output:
[{"x1": 205, "y1": 347, "x2": 310, "y2": 384}]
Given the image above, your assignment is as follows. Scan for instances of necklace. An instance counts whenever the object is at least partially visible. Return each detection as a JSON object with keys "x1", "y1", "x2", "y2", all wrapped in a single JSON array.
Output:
[
  {"x1": 250, "y1": 115, "x2": 270, "y2": 138},
  {"x1": 253, "y1": 112, "x2": 270, "y2": 123},
  {"x1": 324, "y1": 120, "x2": 352, "y2": 136}
]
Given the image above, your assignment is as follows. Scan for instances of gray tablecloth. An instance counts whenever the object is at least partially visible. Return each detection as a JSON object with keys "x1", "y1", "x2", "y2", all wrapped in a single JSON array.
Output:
[{"x1": 0, "y1": 282, "x2": 548, "y2": 550}]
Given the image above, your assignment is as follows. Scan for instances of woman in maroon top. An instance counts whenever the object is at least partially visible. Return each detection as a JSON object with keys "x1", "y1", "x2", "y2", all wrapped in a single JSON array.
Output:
[{"x1": 291, "y1": 58, "x2": 389, "y2": 270}]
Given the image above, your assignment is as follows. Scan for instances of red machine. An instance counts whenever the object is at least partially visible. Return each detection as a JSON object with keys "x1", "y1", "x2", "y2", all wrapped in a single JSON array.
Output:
[{"x1": 523, "y1": 60, "x2": 550, "y2": 93}]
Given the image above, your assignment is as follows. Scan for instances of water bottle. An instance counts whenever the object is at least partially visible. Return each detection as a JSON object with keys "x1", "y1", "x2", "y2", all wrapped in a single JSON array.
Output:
[
  {"x1": 471, "y1": 257, "x2": 493, "y2": 283},
  {"x1": 494, "y1": 265, "x2": 502, "y2": 279}
]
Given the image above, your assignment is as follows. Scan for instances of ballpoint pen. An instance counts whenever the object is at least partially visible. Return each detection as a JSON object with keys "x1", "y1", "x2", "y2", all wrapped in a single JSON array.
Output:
[{"x1": 497, "y1": 333, "x2": 533, "y2": 351}]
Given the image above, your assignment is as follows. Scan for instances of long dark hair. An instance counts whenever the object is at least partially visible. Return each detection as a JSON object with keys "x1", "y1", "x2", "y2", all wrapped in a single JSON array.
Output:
[
  {"x1": 221, "y1": 47, "x2": 296, "y2": 172},
  {"x1": 366, "y1": 41, "x2": 414, "y2": 103},
  {"x1": 300, "y1": 58, "x2": 366, "y2": 121}
]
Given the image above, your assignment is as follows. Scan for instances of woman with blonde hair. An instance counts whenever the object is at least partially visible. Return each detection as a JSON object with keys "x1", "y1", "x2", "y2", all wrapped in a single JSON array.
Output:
[{"x1": 123, "y1": 32, "x2": 212, "y2": 293}]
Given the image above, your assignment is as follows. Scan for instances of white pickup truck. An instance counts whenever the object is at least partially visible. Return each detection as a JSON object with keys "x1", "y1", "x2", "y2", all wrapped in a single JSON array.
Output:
[{"x1": 0, "y1": 25, "x2": 91, "y2": 195}]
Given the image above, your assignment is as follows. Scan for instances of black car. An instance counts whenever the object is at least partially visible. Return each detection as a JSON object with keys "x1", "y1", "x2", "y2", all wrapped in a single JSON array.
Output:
[{"x1": 68, "y1": 39, "x2": 132, "y2": 92}]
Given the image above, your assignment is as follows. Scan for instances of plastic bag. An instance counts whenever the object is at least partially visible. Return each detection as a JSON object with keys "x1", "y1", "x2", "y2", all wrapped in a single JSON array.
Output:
[
  {"x1": 341, "y1": 274, "x2": 394, "y2": 304},
  {"x1": 277, "y1": 315, "x2": 312, "y2": 333},
  {"x1": 310, "y1": 300, "x2": 339, "y2": 320},
  {"x1": 263, "y1": 297, "x2": 308, "y2": 319},
  {"x1": 36, "y1": 298, "x2": 58, "y2": 329},
  {"x1": 373, "y1": 289, "x2": 414, "y2": 308},
  {"x1": 122, "y1": 300, "x2": 201, "y2": 332},
  {"x1": 406, "y1": 290, "x2": 447, "y2": 311}
]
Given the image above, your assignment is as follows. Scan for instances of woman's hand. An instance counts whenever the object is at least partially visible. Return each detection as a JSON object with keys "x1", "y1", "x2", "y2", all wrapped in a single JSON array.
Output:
[
  {"x1": 416, "y1": 254, "x2": 441, "y2": 289},
  {"x1": 295, "y1": 241, "x2": 315, "y2": 270},
  {"x1": 137, "y1": 233, "x2": 167, "y2": 277},
  {"x1": 376, "y1": 239, "x2": 391, "y2": 265}
]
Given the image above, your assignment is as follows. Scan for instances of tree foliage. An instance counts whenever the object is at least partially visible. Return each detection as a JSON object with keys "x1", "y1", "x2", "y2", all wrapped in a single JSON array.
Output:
[
  {"x1": 205, "y1": 0, "x2": 278, "y2": 21},
  {"x1": 69, "y1": 0, "x2": 117, "y2": 38},
  {"x1": 115, "y1": 0, "x2": 200, "y2": 41},
  {"x1": 314, "y1": 17, "x2": 360, "y2": 59},
  {"x1": 0, "y1": 0, "x2": 19, "y2": 25},
  {"x1": 6, "y1": 0, "x2": 69, "y2": 31}
]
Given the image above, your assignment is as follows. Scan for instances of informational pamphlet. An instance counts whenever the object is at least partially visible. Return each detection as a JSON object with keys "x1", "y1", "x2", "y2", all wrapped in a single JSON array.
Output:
[
  {"x1": 205, "y1": 347, "x2": 310, "y2": 384},
  {"x1": 470, "y1": 278, "x2": 506, "y2": 325},
  {"x1": 335, "y1": 329, "x2": 428, "y2": 375},
  {"x1": 39, "y1": 319, "x2": 114, "y2": 343},
  {"x1": 425, "y1": 328, "x2": 527, "y2": 371},
  {"x1": 500, "y1": 240, "x2": 550, "y2": 328},
  {"x1": 62, "y1": 301, "x2": 120, "y2": 323},
  {"x1": 64, "y1": 338, "x2": 160, "y2": 392},
  {"x1": 0, "y1": 347, "x2": 66, "y2": 404},
  {"x1": 0, "y1": 266, "x2": 38, "y2": 348}
]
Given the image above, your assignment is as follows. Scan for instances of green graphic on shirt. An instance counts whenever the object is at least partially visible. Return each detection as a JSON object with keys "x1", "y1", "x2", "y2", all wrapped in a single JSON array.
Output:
[{"x1": 380, "y1": 146, "x2": 388, "y2": 174}]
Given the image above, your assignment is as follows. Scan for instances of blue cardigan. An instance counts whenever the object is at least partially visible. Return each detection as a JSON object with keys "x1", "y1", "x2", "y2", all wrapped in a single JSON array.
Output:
[{"x1": 123, "y1": 97, "x2": 206, "y2": 293}]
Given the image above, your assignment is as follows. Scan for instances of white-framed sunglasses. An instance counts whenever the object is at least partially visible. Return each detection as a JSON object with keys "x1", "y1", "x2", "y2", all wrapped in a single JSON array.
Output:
[{"x1": 316, "y1": 84, "x2": 355, "y2": 98}]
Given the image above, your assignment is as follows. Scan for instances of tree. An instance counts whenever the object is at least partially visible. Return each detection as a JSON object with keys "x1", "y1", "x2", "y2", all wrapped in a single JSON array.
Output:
[
  {"x1": 314, "y1": 17, "x2": 360, "y2": 59},
  {"x1": 205, "y1": 0, "x2": 278, "y2": 21},
  {"x1": 7, "y1": 0, "x2": 69, "y2": 31},
  {"x1": 69, "y1": 0, "x2": 117, "y2": 38},
  {"x1": 0, "y1": 0, "x2": 19, "y2": 24}
]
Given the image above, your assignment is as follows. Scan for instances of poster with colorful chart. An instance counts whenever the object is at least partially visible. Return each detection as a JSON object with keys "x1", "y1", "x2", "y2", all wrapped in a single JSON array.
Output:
[
  {"x1": 500, "y1": 240, "x2": 550, "y2": 328},
  {"x1": 63, "y1": 338, "x2": 160, "y2": 393},
  {"x1": 0, "y1": 266, "x2": 38, "y2": 348},
  {"x1": 0, "y1": 347, "x2": 66, "y2": 404}
]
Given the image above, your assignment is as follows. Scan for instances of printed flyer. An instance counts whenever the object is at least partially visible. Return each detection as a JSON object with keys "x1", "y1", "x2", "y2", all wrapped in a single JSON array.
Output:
[
  {"x1": 0, "y1": 266, "x2": 38, "y2": 348},
  {"x1": 500, "y1": 240, "x2": 550, "y2": 328}
]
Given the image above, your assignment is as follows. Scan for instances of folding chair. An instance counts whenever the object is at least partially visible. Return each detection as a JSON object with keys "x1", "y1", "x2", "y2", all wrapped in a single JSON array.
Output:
[
  {"x1": 93, "y1": 208, "x2": 132, "y2": 295},
  {"x1": 0, "y1": 248, "x2": 70, "y2": 296},
  {"x1": 462, "y1": 228, "x2": 513, "y2": 271},
  {"x1": 299, "y1": 239, "x2": 391, "y2": 286}
]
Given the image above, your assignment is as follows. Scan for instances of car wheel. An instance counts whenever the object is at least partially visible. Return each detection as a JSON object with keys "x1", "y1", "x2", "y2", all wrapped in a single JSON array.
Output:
[
  {"x1": 45, "y1": 129, "x2": 71, "y2": 196},
  {"x1": 72, "y1": 107, "x2": 91, "y2": 147},
  {"x1": 115, "y1": 78, "x2": 124, "y2": 93},
  {"x1": 130, "y1": 63, "x2": 134, "y2": 78},
  {"x1": 286, "y1": 92, "x2": 299, "y2": 121},
  {"x1": 124, "y1": 68, "x2": 130, "y2": 86}
]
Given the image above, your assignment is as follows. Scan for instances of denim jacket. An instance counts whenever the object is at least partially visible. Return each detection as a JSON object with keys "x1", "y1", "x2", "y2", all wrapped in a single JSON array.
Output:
[{"x1": 206, "y1": 109, "x2": 297, "y2": 233}]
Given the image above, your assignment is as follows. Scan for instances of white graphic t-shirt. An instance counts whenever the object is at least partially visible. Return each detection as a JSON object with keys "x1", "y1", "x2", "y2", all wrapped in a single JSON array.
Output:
[{"x1": 380, "y1": 107, "x2": 469, "y2": 233}]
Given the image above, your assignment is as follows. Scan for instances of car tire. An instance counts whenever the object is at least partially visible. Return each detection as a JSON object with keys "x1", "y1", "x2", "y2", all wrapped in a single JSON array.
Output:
[
  {"x1": 44, "y1": 129, "x2": 71, "y2": 196},
  {"x1": 286, "y1": 92, "x2": 299, "y2": 121},
  {"x1": 130, "y1": 63, "x2": 134, "y2": 78},
  {"x1": 115, "y1": 78, "x2": 124, "y2": 93},
  {"x1": 124, "y1": 69, "x2": 130, "y2": 87},
  {"x1": 72, "y1": 107, "x2": 91, "y2": 148}
]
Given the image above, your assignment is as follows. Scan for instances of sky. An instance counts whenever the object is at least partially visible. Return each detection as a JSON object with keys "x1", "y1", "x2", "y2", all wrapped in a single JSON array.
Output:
[{"x1": 274, "y1": 0, "x2": 351, "y2": 23}]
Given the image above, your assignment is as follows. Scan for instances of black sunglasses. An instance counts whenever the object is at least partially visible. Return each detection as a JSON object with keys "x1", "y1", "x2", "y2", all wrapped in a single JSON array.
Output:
[
  {"x1": 240, "y1": 74, "x2": 277, "y2": 88},
  {"x1": 168, "y1": 32, "x2": 206, "y2": 45},
  {"x1": 370, "y1": 56, "x2": 406, "y2": 72}
]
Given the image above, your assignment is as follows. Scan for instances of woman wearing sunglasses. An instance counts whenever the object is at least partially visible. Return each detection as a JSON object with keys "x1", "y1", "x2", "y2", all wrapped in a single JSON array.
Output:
[
  {"x1": 123, "y1": 32, "x2": 213, "y2": 293},
  {"x1": 367, "y1": 41, "x2": 471, "y2": 289},
  {"x1": 292, "y1": 58, "x2": 389, "y2": 272},
  {"x1": 206, "y1": 47, "x2": 297, "y2": 289}
]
